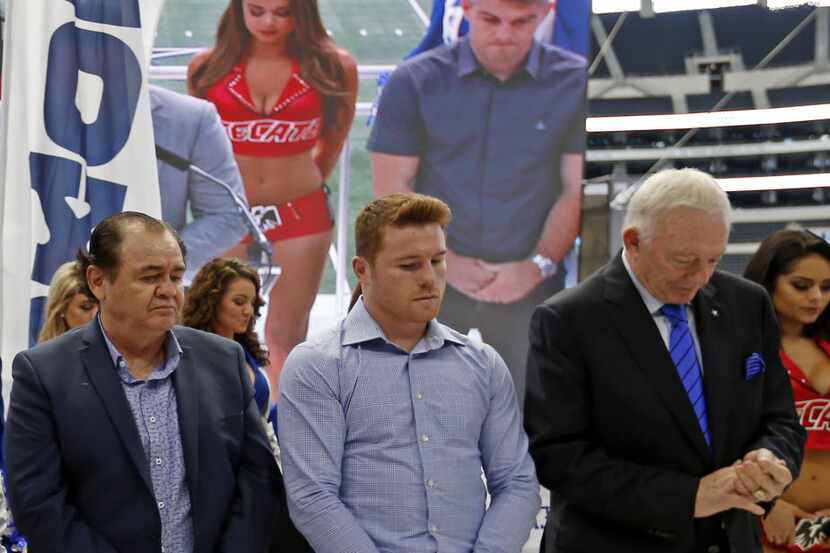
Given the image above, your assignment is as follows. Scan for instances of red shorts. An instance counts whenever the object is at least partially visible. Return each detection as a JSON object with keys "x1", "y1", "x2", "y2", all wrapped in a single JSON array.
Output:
[
  {"x1": 242, "y1": 185, "x2": 333, "y2": 244},
  {"x1": 763, "y1": 516, "x2": 830, "y2": 552}
]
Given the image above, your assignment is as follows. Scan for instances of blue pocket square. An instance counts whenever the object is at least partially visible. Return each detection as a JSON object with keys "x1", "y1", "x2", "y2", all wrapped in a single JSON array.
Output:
[{"x1": 745, "y1": 353, "x2": 766, "y2": 380}]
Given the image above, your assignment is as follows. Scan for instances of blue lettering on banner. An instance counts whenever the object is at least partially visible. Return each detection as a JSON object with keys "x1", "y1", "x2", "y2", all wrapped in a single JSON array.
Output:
[
  {"x1": 44, "y1": 22, "x2": 142, "y2": 166},
  {"x1": 64, "y1": 0, "x2": 141, "y2": 28},
  {"x1": 28, "y1": 4, "x2": 142, "y2": 344}
]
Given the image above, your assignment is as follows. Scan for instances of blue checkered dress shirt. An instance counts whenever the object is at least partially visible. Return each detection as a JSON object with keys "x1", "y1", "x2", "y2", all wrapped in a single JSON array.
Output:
[
  {"x1": 99, "y1": 318, "x2": 194, "y2": 553},
  {"x1": 278, "y1": 298, "x2": 540, "y2": 553}
]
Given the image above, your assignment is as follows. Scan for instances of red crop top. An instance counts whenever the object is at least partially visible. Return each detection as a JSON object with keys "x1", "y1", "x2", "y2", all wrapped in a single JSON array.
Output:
[
  {"x1": 783, "y1": 338, "x2": 830, "y2": 451},
  {"x1": 205, "y1": 59, "x2": 322, "y2": 157}
]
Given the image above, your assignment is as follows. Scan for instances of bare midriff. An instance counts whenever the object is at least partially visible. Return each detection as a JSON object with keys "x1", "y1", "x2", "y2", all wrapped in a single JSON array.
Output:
[
  {"x1": 783, "y1": 449, "x2": 830, "y2": 512},
  {"x1": 236, "y1": 150, "x2": 322, "y2": 206}
]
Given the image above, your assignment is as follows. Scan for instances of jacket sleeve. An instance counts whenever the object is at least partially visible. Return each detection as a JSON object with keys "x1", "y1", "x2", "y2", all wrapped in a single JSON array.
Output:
[
  {"x1": 5, "y1": 352, "x2": 120, "y2": 553},
  {"x1": 217, "y1": 345, "x2": 281, "y2": 553},
  {"x1": 178, "y1": 100, "x2": 249, "y2": 280},
  {"x1": 744, "y1": 291, "x2": 805, "y2": 480}
]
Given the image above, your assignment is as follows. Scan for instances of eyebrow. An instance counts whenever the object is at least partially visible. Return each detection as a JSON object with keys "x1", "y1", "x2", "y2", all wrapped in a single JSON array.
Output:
[
  {"x1": 393, "y1": 250, "x2": 447, "y2": 261},
  {"x1": 138, "y1": 264, "x2": 186, "y2": 273}
]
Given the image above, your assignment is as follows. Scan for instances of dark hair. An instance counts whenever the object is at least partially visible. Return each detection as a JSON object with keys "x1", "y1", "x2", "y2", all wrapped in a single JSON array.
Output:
[
  {"x1": 76, "y1": 212, "x2": 187, "y2": 295},
  {"x1": 190, "y1": 0, "x2": 351, "y2": 133},
  {"x1": 349, "y1": 193, "x2": 451, "y2": 310},
  {"x1": 744, "y1": 228, "x2": 830, "y2": 338},
  {"x1": 182, "y1": 258, "x2": 268, "y2": 365}
]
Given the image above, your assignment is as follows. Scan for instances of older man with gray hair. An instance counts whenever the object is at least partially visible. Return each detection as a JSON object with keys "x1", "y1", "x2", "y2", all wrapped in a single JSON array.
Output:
[{"x1": 524, "y1": 168, "x2": 805, "y2": 553}]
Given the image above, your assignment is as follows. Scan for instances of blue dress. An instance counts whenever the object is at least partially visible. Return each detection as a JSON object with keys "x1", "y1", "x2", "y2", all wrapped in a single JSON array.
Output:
[
  {"x1": 243, "y1": 349, "x2": 272, "y2": 417},
  {"x1": 243, "y1": 349, "x2": 280, "y2": 454}
]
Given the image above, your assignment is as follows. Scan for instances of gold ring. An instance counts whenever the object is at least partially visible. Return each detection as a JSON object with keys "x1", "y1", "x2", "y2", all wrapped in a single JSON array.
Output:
[{"x1": 753, "y1": 489, "x2": 767, "y2": 502}]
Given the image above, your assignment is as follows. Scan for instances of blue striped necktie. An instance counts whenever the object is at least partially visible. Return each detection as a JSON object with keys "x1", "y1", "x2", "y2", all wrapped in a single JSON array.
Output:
[{"x1": 660, "y1": 304, "x2": 711, "y2": 448}]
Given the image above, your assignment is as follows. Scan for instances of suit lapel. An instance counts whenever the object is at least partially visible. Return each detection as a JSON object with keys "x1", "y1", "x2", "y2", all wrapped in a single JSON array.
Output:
[
  {"x1": 172, "y1": 343, "x2": 200, "y2": 533},
  {"x1": 692, "y1": 282, "x2": 732, "y2": 466},
  {"x1": 80, "y1": 323, "x2": 154, "y2": 493},
  {"x1": 604, "y1": 254, "x2": 712, "y2": 460}
]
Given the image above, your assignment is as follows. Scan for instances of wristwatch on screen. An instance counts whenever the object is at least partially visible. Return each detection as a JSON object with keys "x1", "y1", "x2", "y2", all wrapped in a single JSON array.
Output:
[{"x1": 531, "y1": 254, "x2": 557, "y2": 279}]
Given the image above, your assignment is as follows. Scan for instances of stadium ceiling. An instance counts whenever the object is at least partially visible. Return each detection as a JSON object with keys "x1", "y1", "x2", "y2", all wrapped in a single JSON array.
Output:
[{"x1": 593, "y1": 0, "x2": 830, "y2": 14}]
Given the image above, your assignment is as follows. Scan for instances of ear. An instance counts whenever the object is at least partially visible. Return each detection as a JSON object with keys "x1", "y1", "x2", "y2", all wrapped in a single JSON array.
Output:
[
  {"x1": 622, "y1": 227, "x2": 641, "y2": 254},
  {"x1": 86, "y1": 265, "x2": 107, "y2": 302},
  {"x1": 352, "y1": 256, "x2": 369, "y2": 284}
]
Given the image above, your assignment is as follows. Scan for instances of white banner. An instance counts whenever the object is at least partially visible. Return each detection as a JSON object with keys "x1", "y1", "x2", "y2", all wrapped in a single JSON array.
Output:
[{"x1": 0, "y1": 0, "x2": 165, "y2": 407}]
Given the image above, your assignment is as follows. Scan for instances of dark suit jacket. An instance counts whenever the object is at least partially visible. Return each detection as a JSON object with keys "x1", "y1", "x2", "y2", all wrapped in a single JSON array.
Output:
[
  {"x1": 4, "y1": 322, "x2": 291, "y2": 553},
  {"x1": 524, "y1": 254, "x2": 806, "y2": 553}
]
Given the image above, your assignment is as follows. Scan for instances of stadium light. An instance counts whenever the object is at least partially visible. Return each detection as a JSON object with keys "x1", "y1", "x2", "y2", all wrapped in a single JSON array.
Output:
[
  {"x1": 718, "y1": 173, "x2": 830, "y2": 192},
  {"x1": 653, "y1": 0, "x2": 755, "y2": 13},
  {"x1": 592, "y1": 0, "x2": 640, "y2": 14},
  {"x1": 592, "y1": 0, "x2": 830, "y2": 13},
  {"x1": 586, "y1": 103, "x2": 830, "y2": 132}
]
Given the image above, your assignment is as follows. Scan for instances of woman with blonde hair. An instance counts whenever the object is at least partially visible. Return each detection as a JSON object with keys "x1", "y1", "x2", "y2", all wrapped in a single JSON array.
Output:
[
  {"x1": 188, "y1": 0, "x2": 358, "y2": 399},
  {"x1": 38, "y1": 261, "x2": 98, "y2": 343}
]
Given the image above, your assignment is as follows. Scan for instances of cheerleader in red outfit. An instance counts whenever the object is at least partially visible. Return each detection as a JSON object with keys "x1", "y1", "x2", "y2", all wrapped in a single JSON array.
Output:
[
  {"x1": 745, "y1": 229, "x2": 830, "y2": 552},
  {"x1": 189, "y1": 0, "x2": 357, "y2": 398}
]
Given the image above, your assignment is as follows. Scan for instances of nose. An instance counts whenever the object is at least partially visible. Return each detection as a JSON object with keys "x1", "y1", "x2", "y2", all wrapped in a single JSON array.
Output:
[
  {"x1": 807, "y1": 285, "x2": 823, "y2": 303},
  {"x1": 417, "y1": 264, "x2": 436, "y2": 288},
  {"x1": 687, "y1": 262, "x2": 714, "y2": 289},
  {"x1": 155, "y1": 276, "x2": 178, "y2": 298},
  {"x1": 494, "y1": 23, "x2": 511, "y2": 42}
]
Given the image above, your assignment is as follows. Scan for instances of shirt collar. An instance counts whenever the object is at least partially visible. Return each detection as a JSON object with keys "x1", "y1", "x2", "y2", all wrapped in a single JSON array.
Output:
[
  {"x1": 341, "y1": 297, "x2": 465, "y2": 352},
  {"x1": 97, "y1": 315, "x2": 183, "y2": 382},
  {"x1": 457, "y1": 35, "x2": 543, "y2": 81},
  {"x1": 622, "y1": 249, "x2": 673, "y2": 316}
]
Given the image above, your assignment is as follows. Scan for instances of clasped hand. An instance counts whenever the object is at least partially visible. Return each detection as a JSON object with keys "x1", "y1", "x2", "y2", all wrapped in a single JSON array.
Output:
[
  {"x1": 695, "y1": 448, "x2": 792, "y2": 518},
  {"x1": 446, "y1": 251, "x2": 542, "y2": 304}
]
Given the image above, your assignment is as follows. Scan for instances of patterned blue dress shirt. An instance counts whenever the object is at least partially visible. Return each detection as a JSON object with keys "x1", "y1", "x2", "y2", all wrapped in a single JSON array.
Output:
[
  {"x1": 100, "y1": 319, "x2": 194, "y2": 553},
  {"x1": 278, "y1": 298, "x2": 540, "y2": 553}
]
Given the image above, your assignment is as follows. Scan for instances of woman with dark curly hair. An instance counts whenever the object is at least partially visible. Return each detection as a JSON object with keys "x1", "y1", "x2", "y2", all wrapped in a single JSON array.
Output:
[
  {"x1": 745, "y1": 228, "x2": 830, "y2": 553},
  {"x1": 188, "y1": 0, "x2": 358, "y2": 401},
  {"x1": 181, "y1": 257, "x2": 313, "y2": 553},
  {"x1": 182, "y1": 258, "x2": 272, "y2": 417}
]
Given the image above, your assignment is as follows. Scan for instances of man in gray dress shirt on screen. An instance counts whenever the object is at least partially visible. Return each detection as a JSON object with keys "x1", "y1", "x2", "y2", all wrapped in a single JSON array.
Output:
[
  {"x1": 368, "y1": 0, "x2": 587, "y2": 407},
  {"x1": 278, "y1": 193, "x2": 540, "y2": 553}
]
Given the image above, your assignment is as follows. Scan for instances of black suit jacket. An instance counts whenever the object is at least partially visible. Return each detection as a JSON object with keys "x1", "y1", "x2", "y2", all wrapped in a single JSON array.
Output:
[
  {"x1": 4, "y1": 322, "x2": 292, "y2": 553},
  {"x1": 525, "y1": 254, "x2": 806, "y2": 553}
]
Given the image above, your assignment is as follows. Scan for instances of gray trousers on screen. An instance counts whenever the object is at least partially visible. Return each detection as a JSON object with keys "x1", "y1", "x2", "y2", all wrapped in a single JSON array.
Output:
[{"x1": 438, "y1": 271, "x2": 565, "y2": 412}]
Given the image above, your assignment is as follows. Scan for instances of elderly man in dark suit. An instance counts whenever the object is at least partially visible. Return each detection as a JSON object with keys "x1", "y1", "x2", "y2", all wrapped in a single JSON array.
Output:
[
  {"x1": 525, "y1": 168, "x2": 806, "y2": 553},
  {"x1": 4, "y1": 212, "x2": 286, "y2": 553}
]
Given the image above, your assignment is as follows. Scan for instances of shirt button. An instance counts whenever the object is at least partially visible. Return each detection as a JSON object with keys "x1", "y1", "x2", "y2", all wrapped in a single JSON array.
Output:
[
  {"x1": 155, "y1": 457, "x2": 162, "y2": 465},
  {"x1": 430, "y1": 524, "x2": 438, "y2": 533},
  {"x1": 149, "y1": 416, "x2": 157, "y2": 423},
  {"x1": 415, "y1": 393, "x2": 423, "y2": 400},
  {"x1": 158, "y1": 501, "x2": 165, "y2": 509},
  {"x1": 426, "y1": 479, "x2": 435, "y2": 487},
  {"x1": 420, "y1": 434, "x2": 429, "y2": 443}
]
